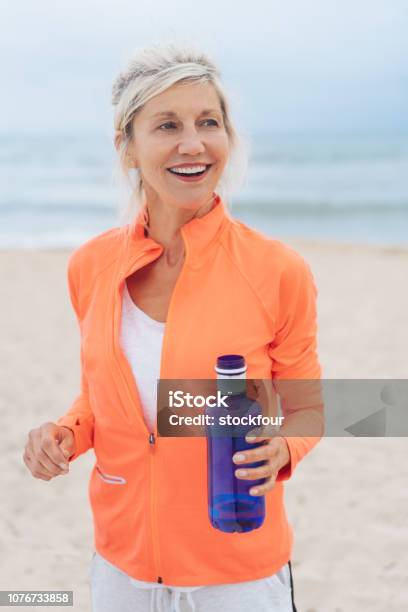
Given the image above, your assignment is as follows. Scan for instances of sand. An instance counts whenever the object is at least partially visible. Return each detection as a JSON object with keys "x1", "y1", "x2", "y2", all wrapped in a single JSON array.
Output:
[{"x1": 1, "y1": 239, "x2": 407, "y2": 611}]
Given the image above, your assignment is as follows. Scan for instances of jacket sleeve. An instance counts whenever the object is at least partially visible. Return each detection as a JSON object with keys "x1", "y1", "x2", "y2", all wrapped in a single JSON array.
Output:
[
  {"x1": 56, "y1": 252, "x2": 95, "y2": 462},
  {"x1": 268, "y1": 252, "x2": 324, "y2": 482}
]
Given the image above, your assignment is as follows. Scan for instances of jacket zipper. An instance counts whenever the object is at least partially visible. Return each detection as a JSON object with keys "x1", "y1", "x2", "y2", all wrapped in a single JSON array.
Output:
[{"x1": 149, "y1": 432, "x2": 163, "y2": 584}]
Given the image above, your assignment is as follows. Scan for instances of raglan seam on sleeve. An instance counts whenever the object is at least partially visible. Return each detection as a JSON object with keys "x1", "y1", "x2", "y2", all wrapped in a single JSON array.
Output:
[{"x1": 219, "y1": 239, "x2": 276, "y2": 337}]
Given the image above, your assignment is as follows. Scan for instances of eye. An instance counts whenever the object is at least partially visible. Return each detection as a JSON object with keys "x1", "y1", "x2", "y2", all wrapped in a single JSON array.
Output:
[
  {"x1": 159, "y1": 122, "x2": 177, "y2": 130},
  {"x1": 202, "y1": 119, "x2": 219, "y2": 127}
]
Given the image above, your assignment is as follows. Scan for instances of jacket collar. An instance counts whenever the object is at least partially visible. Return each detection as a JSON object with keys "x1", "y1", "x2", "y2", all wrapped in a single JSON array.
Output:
[{"x1": 123, "y1": 192, "x2": 230, "y2": 270}]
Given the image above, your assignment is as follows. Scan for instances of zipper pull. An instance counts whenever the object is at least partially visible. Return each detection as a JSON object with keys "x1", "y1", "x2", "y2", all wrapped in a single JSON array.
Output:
[{"x1": 149, "y1": 432, "x2": 155, "y2": 445}]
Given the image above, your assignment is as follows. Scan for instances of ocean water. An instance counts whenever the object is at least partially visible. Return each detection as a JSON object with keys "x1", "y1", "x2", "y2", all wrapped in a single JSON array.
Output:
[{"x1": 0, "y1": 131, "x2": 407, "y2": 248}]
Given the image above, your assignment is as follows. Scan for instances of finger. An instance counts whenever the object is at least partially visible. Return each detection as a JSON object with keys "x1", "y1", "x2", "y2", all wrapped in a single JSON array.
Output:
[
  {"x1": 235, "y1": 463, "x2": 274, "y2": 480},
  {"x1": 233, "y1": 441, "x2": 280, "y2": 465},
  {"x1": 43, "y1": 427, "x2": 71, "y2": 466},
  {"x1": 249, "y1": 474, "x2": 278, "y2": 496},
  {"x1": 31, "y1": 468, "x2": 53, "y2": 481},
  {"x1": 58, "y1": 427, "x2": 75, "y2": 460},
  {"x1": 37, "y1": 448, "x2": 69, "y2": 477},
  {"x1": 23, "y1": 441, "x2": 41, "y2": 473},
  {"x1": 22, "y1": 449, "x2": 33, "y2": 471},
  {"x1": 24, "y1": 453, "x2": 54, "y2": 481},
  {"x1": 60, "y1": 447, "x2": 71, "y2": 460}
]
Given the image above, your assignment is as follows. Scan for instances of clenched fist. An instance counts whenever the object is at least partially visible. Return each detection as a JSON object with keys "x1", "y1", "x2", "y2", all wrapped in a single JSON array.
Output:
[{"x1": 23, "y1": 422, "x2": 76, "y2": 481}]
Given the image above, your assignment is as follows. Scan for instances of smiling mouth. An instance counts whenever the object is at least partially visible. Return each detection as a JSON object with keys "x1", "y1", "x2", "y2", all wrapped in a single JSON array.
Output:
[{"x1": 167, "y1": 164, "x2": 212, "y2": 178}]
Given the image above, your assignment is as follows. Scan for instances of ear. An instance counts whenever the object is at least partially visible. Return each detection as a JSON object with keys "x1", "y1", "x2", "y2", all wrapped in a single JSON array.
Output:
[
  {"x1": 114, "y1": 130, "x2": 139, "y2": 169},
  {"x1": 114, "y1": 130, "x2": 123, "y2": 152}
]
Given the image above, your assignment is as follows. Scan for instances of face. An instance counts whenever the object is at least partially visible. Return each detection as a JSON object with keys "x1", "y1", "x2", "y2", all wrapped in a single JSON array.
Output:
[{"x1": 126, "y1": 81, "x2": 230, "y2": 211}]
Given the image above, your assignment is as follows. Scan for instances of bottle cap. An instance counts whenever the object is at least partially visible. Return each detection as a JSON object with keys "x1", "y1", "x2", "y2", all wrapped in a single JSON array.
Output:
[{"x1": 214, "y1": 354, "x2": 247, "y2": 376}]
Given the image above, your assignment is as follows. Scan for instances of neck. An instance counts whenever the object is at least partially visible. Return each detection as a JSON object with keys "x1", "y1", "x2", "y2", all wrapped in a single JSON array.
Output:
[{"x1": 143, "y1": 193, "x2": 217, "y2": 266}]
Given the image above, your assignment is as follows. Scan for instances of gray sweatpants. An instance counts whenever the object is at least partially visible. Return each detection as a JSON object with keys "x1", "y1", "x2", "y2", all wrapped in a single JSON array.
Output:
[{"x1": 89, "y1": 552, "x2": 295, "y2": 612}]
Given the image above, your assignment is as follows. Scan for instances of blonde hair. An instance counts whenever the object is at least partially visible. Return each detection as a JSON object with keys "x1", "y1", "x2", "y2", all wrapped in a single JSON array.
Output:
[{"x1": 111, "y1": 41, "x2": 249, "y2": 225}]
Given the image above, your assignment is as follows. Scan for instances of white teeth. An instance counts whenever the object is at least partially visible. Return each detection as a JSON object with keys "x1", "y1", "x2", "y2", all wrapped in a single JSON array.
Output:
[{"x1": 169, "y1": 165, "x2": 207, "y2": 174}]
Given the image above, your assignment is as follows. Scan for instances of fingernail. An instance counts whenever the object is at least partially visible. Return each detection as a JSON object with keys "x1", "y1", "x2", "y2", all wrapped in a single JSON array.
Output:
[
  {"x1": 233, "y1": 454, "x2": 245, "y2": 463},
  {"x1": 250, "y1": 488, "x2": 259, "y2": 495},
  {"x1": 235, "y1": 469, "x2": 247, "y2": 477},
  {"x1": 59, "y1": 463, "x2": 68, "y2": 470},
  {"x1": 62, "y1": 450, "x2": 70, "y2": 458},
  {"x1": 246, "y1": 436, "x2": 256, "y2": 442}
]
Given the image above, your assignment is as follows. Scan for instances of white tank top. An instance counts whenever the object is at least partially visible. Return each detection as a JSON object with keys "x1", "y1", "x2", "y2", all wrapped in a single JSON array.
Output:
[{"x1": 119, "y1": 280, "x2": 165, "y2": 433}]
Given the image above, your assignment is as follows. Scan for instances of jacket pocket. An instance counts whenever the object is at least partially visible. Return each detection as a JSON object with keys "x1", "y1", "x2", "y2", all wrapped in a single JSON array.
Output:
[{"x1": 96, "y1": 465, "x2": 126, "y2": 485}]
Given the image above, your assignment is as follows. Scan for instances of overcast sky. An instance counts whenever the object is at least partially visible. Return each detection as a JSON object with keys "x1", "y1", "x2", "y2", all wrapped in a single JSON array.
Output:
[{"x1": 1, "y1": 0, "x2": 407, "y2": 135}]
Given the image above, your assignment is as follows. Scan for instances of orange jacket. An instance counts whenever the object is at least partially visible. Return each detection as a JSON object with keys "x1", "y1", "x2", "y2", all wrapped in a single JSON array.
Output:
[{"x1": 57, "y1": 194, "x2": 322, "y2": 586}]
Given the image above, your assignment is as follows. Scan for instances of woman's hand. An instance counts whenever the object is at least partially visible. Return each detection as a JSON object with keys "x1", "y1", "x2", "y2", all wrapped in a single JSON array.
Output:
[
  {"x1": 233, "y1": 435, "x2": 291, "y2": 496},
  {"x1": 23, "y1": 422, "x2": 76, "y2": 481}
]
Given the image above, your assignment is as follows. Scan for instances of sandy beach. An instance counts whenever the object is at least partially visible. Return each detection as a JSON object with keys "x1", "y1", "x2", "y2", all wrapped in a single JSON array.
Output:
[{"x1": 1, "y1": 239, "x2": 407, "y2": 611}]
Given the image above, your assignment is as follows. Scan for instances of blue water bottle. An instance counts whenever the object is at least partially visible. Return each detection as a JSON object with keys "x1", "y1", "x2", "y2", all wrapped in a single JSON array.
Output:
[{"x1": 206, "y1": 355, "x2": 266, "y2": 533}]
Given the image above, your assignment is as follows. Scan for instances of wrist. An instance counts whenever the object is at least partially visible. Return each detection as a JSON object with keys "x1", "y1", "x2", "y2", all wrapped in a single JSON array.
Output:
[{"x1": 277, "y1": 436, "x2": 291, "y2": 470}]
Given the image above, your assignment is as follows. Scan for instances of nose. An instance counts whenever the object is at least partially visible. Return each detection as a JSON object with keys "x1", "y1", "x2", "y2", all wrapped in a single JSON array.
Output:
[{"x1": 178, "y1": 127, "x2": 205, "y2": 156}]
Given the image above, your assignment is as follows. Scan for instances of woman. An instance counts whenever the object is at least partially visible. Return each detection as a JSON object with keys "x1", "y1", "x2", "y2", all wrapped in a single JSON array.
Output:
[{"x1": 23, "y1": 43, "x2": 322, "y2": 612}]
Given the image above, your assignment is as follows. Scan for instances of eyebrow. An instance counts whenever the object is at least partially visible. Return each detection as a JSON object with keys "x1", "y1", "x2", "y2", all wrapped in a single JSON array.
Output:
[{"x1": 150, "y1": 108, "x2": 222, "y2": 120}]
